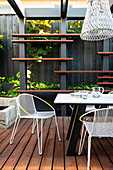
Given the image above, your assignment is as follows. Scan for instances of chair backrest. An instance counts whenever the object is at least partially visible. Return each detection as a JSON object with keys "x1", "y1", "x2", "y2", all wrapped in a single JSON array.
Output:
[
  {"x1": 17, "y1": 94, "x2": 36, "y2": 117},
  {"x1": 82, "y1": 108, "x2": 113, "y2": 137},
  {"x1": 94, "y1": 108, "x2": 113, "y2": 123}
]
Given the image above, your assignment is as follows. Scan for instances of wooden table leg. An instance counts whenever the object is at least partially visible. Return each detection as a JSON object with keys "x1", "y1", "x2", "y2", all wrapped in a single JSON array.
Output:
[
  {"x1": 66, "y1": 104, "x2": 86, "y2": 156},
  {"x1": 66, "y1": 105, "x2": 77, "y2": 140}
]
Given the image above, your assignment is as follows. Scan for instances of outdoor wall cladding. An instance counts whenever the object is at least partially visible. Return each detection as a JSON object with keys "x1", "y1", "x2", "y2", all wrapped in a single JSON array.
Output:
[{"x1": 1, "y1": 15, "x2": 113, "y2": 85}]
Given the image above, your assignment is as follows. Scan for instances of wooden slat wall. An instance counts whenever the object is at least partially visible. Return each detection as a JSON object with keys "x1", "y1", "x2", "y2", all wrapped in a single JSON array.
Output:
[
  {"x1": 1, "y1": 16, "x2": 113, "y2": 85},
  {"x1": 67, "y1": 38, "x2": 103, "y2": 85},
  {"x1": 0, "y1": 15, "x2": 19, "y2": 77}
]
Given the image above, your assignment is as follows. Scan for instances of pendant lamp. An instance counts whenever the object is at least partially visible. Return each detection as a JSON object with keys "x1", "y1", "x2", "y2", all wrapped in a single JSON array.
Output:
[{"x1": 80, "y1": 0, "x2": 113, "y2": 41}]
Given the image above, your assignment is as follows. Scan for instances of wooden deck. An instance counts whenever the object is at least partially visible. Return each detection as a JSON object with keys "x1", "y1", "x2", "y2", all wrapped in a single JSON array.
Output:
[{"x1": 0, "y1": 117, "x2": 113, "y2": 170}]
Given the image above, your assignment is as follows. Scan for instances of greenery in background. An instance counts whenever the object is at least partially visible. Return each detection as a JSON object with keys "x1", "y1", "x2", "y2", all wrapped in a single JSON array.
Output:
[
  {"x1": 31, "y1": 81, "x2": 60, "y2": 90},
  {"x1": 0, "y1": 20, "x2": 95, "y2": 97},
  {"x1": 0, "y1": 76, "x2": 16, "y2": 83},
  {"x1": 68, "y1": 20, "x2": 83, "y2": 33},
  {"x1": 0, "y1": 74, "x2": 101, "y2": 97},
  {"x1": 26, "y1": 20, "x2": 83, "y2": 64},
  {"x1": 26, "y1": 20, "x2": 57, "y2": 63},
  {"x1": 0, "y1": 35, "x2": 4, "y2": 51},
  {"x1": 68, "y1": 83, "x2": 99, "y2": 90}
]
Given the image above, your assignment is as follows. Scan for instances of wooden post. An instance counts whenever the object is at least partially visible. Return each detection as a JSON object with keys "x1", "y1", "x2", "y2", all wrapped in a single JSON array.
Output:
[
  {"x1": 103, "y1": 39, "x2": 110, "y2": 90},
  {"x1": 19, "y1": 18, "x2": 27, "y2": 90},
  {"x1": 60, "y1": 18, "x2": 67, "y2": 116}
]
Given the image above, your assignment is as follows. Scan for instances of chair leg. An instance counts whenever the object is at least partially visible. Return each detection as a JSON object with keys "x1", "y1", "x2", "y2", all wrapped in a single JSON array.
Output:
[
  {"x1": 87, "y1": 136, "x2": 92, "y2": 170},
  {"x1": 32, "y1": 119, "x2": 36, "y2": 134},
  {"x1": 80, "y1": 130, "x2": 86, "y2": 154},
  {"x1": 36, "y1": 118, "x2": 41, "y2": 155},
  {"x1": 78, "y1": 124, "x2": 86, "y2": 155},
  {"x1": 10, "y1": 115, "x2": 20, "y2": 144},
  {"x1": 54, "y1": 115, "x2": 61, "y2": 141},
  {"x1": 41, "y1": 119, "x2": 43, "y2": 154}
]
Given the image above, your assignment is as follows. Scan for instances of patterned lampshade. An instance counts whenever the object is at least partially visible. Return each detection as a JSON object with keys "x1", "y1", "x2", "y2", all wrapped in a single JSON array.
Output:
[{"x1": 80, "y1": 0, "x2": 113, "y2": 41}]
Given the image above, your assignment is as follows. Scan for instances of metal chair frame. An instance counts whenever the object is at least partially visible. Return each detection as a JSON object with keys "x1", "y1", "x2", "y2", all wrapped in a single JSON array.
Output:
[
  {"x1": 10, "y1": 93, "x2": 61, "y2": 155},
  {"x1": 78, "y1": 107, "x2": 113, "y2": 170}
]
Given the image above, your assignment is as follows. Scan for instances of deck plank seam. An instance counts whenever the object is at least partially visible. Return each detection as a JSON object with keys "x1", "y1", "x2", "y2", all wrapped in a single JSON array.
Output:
[
  {"x1": 0, "y1": 120, "x2": 33, "y2": 169},
  {"x1": 39, "y1": 118, "x2": 53, "y2": 170},
  {"x1": 0, "y1": 119, "x2": 29, "y2": 155},
  {"x1": 14, "y1": 119, "x2": 43, "y2": 169},
  {"x1": 51, "y1": 119, "x2": 57, "y2": 170},
  {"x1": 63, "y1": 117, "x2": 66, "y2": 170},
  {"x1": 98, "y1": 138, "x2": 113, "y2": 164},
  {"x1": 26, "y1": 119, "x2": 46, "y2": 170},
  {"x1": 92, "y1": 138, "x2": 106, "y2": 169},
  {"x1": 0, "y1": 119, "x2": 28, "y2": 144},
  {"x1": 106, "y1": 138, "x2": 113, "y2": 148}
]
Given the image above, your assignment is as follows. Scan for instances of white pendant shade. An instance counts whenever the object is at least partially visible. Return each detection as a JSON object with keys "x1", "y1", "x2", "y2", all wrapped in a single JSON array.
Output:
[{"x1": 80, "y1": 0, "x2": 113, "y2": 41}]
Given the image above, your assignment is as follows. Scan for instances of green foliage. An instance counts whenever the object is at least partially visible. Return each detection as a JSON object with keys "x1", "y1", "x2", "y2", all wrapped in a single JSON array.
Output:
[
  {"x1": 0, "y1": 76, "x2": 16, "y2": 83},
  {"x1": 31, "y1": 81, "x2": 60, "y2": 90},
  {"x1": 26, "y1": 20, "x2": 54, "y2": 62},
  {"x1": 68, "y1": 20, "x2": 83, "y2": 33},
  {"x1": 0, "y1": 35, "x2": 4, "y2": 51},
  {"x1": 68, "y1": 83, "x2": 99, "y2": 90},
  {"x1": 0, "y1": 76, "x2": 100, "y2": 97},
  {"x1": 0, "y1": 91, "x2": 7, "y2": 97},
  {"x1": 0, "y1": 70, "x2": 32, "y2": 97}
]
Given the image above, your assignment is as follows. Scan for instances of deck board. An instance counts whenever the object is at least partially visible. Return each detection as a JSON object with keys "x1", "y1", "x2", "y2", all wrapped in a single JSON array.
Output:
[
  {"x1": 0, "y1": 117, "x2": 113, "y2": 170},
  {"x1": 92, "y1": 138, "x2": 113, "y2": 170},
  {"x1": 53, "y1": 117, "x2": 64, "y2": 170},
  {"x1": 0, "y1": 119, "x2": 32, "y2": 169},
  {"x1": 0, "y1": 119, "x2": 28, "y2": 155},
  {"x1": 15, "y1": 120, "x2": 44, "y2": 170},
  {"x1": 28, "y1": 119, "x2": 51, "y2": 170},
  {"x1": 40, "y1": 118, "x2": 56, "y2": 170},
  {"x1": 64, "y1": 117, "x2": 77, "y2": 170},
  {"x1": 84, "y1": 136, "x2": 102, "y2": 170}
]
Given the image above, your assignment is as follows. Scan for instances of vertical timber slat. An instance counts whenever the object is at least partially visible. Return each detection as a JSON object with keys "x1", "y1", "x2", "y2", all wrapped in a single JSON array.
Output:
[
  {"x1": 19, "y1": 18, "x2": 27, "y2": 90},
  {"x1": 60, "y1": 18, "x2": 67, "y2": 116}
]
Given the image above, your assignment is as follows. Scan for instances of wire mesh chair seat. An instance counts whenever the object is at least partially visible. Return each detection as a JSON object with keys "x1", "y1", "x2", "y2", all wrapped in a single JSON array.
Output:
[
  {"x1": 84, "y1": 121, "x2": 113, "y2": 137},
  {"x1": 10, "y1": 93, "x2": 61, "y2": 155},
  {"x1": 19, "y1": 111, "x2": 55, "y2": 119},
  {"x1": 78, "y1": 107, "x2": 113, "y2": 170}
]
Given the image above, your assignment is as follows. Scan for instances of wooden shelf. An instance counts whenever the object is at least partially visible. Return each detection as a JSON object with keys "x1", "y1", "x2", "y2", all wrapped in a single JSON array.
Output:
[
  {"x1": 97, "y1": 82, "x2": 113, "y2": 85},
  {"x1": 97, "y1": 52, "x2": 113, "y2": 55},
  {"x1": 104, "y1": 90, "x2": 112, "y2": 93},
  {"x1": 97, "y1": 76, "x2": 113, "y2": 79},
  {"x1": 54, "y1": 70, "x2": 113, "y2": 73},
  {"x1": 12, "y1": 33, "x2": 80, "y2": 37},
  {"x1": 12, "y1": 40, "x2": 73, "y2": 43},
  {"x1": 13, "y1": 89, "x2": 111, "y2": 93},
  {"x1": 13, "y1": 90, "x2": 74, "y2": 93},
  {"x1": 12, "y1": 58, "x2": 73, "y2": 61}
]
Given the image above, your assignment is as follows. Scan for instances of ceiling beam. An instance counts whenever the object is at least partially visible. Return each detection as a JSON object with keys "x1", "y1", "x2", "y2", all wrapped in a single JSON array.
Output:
[
  {"x1": 7, "y1": 0, "x2": 25, "y2": 18},
  {"x1": 61, "y1": 0, "x2": 68, "y2": 18},
  {"x1": 25, "y1": 8, "x2": 60, "y2": 20},
  {"x1": 25, "y1": 8, "x2": 86, "y2": 20},
  {"x1": 67, "y1": 8, "x2": 86, "y2": 20}
]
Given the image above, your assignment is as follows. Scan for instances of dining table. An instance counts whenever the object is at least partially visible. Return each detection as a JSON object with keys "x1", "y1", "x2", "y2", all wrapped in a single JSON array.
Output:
[{"x1": 54, "y1": 93, "x2": 113, "y2": 156}]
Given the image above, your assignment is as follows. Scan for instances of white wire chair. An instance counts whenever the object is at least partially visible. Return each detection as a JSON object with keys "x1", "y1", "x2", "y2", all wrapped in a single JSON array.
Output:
[
  {"x1": 10, "y1": 93, "x2": 61, "y2": 155},
  {"x1": 78, "y1": 107, "x2": 113, "y2": 170},
  {"x1": 107, "y1": 91, "x2": 113, "y2": 108}
]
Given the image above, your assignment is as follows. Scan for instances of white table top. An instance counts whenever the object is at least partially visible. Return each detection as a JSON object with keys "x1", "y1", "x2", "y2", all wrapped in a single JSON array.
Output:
[{"x1": 54, "y1": 93, "x2": 113, "y2": 105}]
